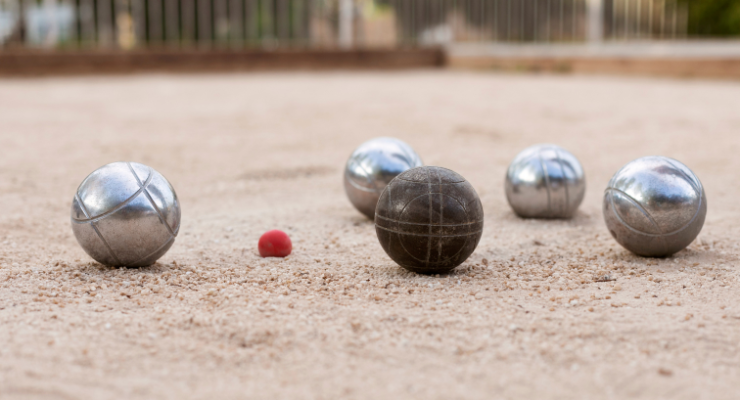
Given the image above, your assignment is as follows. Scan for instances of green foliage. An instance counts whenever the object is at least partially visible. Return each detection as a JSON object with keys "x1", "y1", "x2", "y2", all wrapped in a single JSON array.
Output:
[{"x1": 680, "y1": 0, "x2": 740, "y2": 36}]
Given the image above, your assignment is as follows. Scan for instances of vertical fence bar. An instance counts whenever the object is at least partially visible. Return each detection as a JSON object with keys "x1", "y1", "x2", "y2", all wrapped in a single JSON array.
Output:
[
  {"x1": 670, "y1": 0, "x2": 676, "y2": 38},
  {"x1": 624, "y1": 0, "x2": 628, "y2": 38},
  {"x1": 278, "y1": 0, "x2": 288, "y2": 45},
  {"x1": 164, "y1": 0, "x2": 178, "y2": 45},
  {"x1": 84, "y1": 0, "x2": 94, "y2": 46},
  {"x1": 338, "y1": 0, "x2": 351, "y2": 47},
  {"x1": 44, "y1": 0, "x2": 57, "y2": 47},
  {"x1": 228, "y1": 0, "x2": 242, "y2": 46},
  {"x1": 647, "y1": 0, "x2": 652, "y2": 38},
  {"x1": 245, "y1": 0, "x2": 255, "y2": 47},
  {"x1": 130, "y1": 0, "x2": 144, "y2": 46},
  {"x1": 557, "y1": 0, "x2": 562, "y2": 40},
  {"x1": 520, "y1": 0, "x2": 525, "y2": 41},
  {"x1": 394, "y1": 0, "x2": 403, "y2": 46},
  {"x1": 180, "y1": 0, "x2": 195, "y2": 45},
  {"x1": 319, "y1": 0, "x2": 327, "y2": 47},
  {"x1": 263, "y1": 0, "x2": 273, "y2": 46},
  {"x1": 636, "y1": 0, "x2": 641, "y2": 37},
  {"x1": 490, "y1": 0, "x2": 496, "y2": 41},
  {"x1": 532, "y1": 0, "x2": 537, "y2": 40},
  {"x1": 148, "y1": 0, "x2": 163, "y2": 44},
  {"x1": 196, "y1": 0, "x2": 210, "y2": 46},
  {"x1": 113, "y1": 0, "x2": 126, "y2": 48},
  {"x1": 659, "y1": 0, "x2": 664, "y2": 38},
  {"x1": 304, "y1": 0, "x2": 311, "y2": 47},
  {"x1": 64, "y1": 0, "x2": 79, "y2": 46},
  {"x1": 481, "y1": 0, "x2": 487, "y2": 42},
  {"x1": 76, "y1": 0, "x2": 89, "y2": 46},
  {"x1": 505, "y1": 0, "x2": 510, "y2": 41},
  {"x1": 212, "y1": 0, "x2": 226, "y2": 45},
  {"x1": 682, "y1": 0, "x2": 688, "y2": 38},
  {"x1": 408, "y1": 0, "x2": 413, "y2": 46},
  {"x1": 97, "y1": 0, "x2": 113, "y2": 45},
  {"x1": 545, "y1": 0, "x2": 552, "y2": 43},
  {"x1": 574, "y1": 0, "x2": 579, "y2": 40},
  {"x1": 293, "y1": 0, "x2": 303, "y2": 47}
]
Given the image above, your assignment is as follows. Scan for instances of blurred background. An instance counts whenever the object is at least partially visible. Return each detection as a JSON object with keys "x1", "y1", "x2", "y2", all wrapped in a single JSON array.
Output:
[
  {"x1": 1, "y1": 0, "x2": 739, "y2": 78},
  {"x1": 0, "y1": 0, "x2": 738, "y2": 51}
]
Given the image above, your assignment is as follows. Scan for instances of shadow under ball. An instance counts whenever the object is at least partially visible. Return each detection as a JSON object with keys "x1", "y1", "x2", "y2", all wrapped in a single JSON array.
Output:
[
  {"x1": 505, "y1": 144, "x2": 585, "y2": 218},
  {"x1": 344, "y1": 137, "x2": 423, "y2": 219},
  {"x1": 603, "y1": 156, "x2": 706, "y2": 257},
  {"x1": 375, "y1": 166, "x2": 483, "y2": 274},
  {"x1": 71, "y1": 161, "x2": 181, "y2": 267}
]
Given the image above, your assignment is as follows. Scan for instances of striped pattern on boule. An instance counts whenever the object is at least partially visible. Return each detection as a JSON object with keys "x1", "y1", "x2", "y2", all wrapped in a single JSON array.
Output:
[
  {"x1": 374, "y1": 166, "x2": 483, "y2": 274},
  {"x1": 343, "y1": 137, "x2": 423, "y2": 219},
  {"x1": 603, "y1": 156, "x2": 706, "y2": 257},
  {"x1": 505, "y1": 144, "x2": 585, "y2": 219},
  {"x1": 71, "y1": 162, "x2": 181, "y2": 267}
]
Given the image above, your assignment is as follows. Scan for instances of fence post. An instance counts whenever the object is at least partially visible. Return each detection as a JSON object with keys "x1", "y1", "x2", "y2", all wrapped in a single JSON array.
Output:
[
  {"x1": 586, "y1": 0, "x2": 603, "y2": 43},
  {"x1": 338, "y1": 0, "x2": 352, "y2": 48}
]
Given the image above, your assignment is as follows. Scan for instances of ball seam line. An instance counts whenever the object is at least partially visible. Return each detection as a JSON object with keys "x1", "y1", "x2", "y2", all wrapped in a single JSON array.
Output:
[
  {"x1": 607, "y1": 187, "x2": 664, "y2": 237},
  {"x1": 386, "y1": 183, "x2": 393, "y2": 253},
  {"x1": 127, "y1": 235, "x2": 175, "y2": 267},
  {"x1": 375, "y1": 214, "x2": 482, "y2": 227},
  {"x1": 664, "y1": 158, "x2": 702, "y2": 196},
  {"x1": 74, "y1": 194, "x2": 123, "y2": 266},
  {"x1": 395, "y1": 178, "x2": 465, "y2": 185},
  {"x1": 555, "y1": 148, "x2": 570, "y2": 216},
  {"x1": 375, "y1": 225, "x2": 483, "y2": 238},
  {"x1": 425, "y1": 168, "x2": 433, "y2": 268},
  {"x1": 71, "y1": 170, "x2": 155, "y2": 224},
  {"x1": 345, "y1": 169, "x2": 379, "y2": 193},
  {"x1": 397, "y1": 192, "x2": 469, "y2": 221},
  {"x1": 538, "y1": 150, "x2": 553, "y2": 217},
  {"x1": 437, "y1": 169, "x2": 444, "y2": 260},
  {"x1": 394, "y1": 230, "x2": 468, "y2": 265},
  {"x1": 357, "y1": 155, "x2": 381, "y2": 193},
  {"x1": 126, "y1": 162, "x2": 177, "y2": 238},
  {"x1": 606, "y1": 187, "x2": 704, "y2": 237}
]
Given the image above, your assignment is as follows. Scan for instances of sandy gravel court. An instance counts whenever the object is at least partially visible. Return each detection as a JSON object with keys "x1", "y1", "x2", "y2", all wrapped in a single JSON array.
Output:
[{"x1": 0, "y1": 71, "x2": 739, "y2": 399}]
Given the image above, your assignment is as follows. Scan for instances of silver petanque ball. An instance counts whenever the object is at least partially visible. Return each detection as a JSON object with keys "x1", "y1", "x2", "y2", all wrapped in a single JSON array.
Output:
[
  {"x1": 603, "y1": 156, "x2": 707, "y2": 257},
  {"x1": 505, "y1": 144, "x2": 586, "y2": 219},
  {"x1": 71, "y1": 162, "x2": 181, "y2": 267},
  {"x1": 344, "y1": 137, "x2": 423, "y2": 219}
]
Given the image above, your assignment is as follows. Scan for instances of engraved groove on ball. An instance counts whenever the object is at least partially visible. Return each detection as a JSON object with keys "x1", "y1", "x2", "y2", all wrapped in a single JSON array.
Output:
[
  {"x1": 554, "y1": 149, "x2": 570, "y2": 215},
  {"x1": 126, "y1": 162, "x2": 177, "y2": 238},
  {"x1": 375, "y1": 166, "x2": 483, "y2": 274},
  {"x1": 607, "y1": 188, "x2": 664, "y2": 236},
  {"x1": 71, "y1": 162, "x2": 181, "y2": 267},
  {"x1": 344, "y1": 137, "x2": 423, "y2": 219},
  {"x1": 539, "y1": 151, "x2": 552, "y2": 215},
  {"x1": 75, "y1": 194, "x2": 123, "y2": 266},
  {"x1": 505, "y1": 144, "x2": 585, "y2": 219},
  {"x1": 603, "y1": 156, "x2": 706, "y2": 257},
  {"x1": 71, "y1": 171, "x2": 154, "y2": 224}
]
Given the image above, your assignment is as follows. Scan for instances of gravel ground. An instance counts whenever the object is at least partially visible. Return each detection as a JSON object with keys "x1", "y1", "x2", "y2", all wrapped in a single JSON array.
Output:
[{"x1": 1, "y1": 71, "x2": 739, "y2": 400}]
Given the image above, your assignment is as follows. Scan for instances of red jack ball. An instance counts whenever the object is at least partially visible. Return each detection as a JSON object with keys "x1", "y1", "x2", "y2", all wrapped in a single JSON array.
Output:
[{"x1": 258, "y1": 230, "x2": 292, "y2": 258}]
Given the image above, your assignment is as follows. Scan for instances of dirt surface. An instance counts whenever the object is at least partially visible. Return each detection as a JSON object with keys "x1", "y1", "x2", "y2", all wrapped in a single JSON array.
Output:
[{"x1": 1, "y1": 71, "x2": 739, "y2": 399}]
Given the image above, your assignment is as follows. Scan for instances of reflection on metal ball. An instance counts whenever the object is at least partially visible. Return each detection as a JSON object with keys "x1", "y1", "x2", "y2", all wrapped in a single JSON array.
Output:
[
  {"x1": 71, "y1": 161, "x2": 181, "y2": 267},
  {"x1": 505, "y1": 144, "x2": 585, "y2": 218},
  {"x1": 375, "y1": 166, "x2": 484, "y2": 274},
  {"x1": 603, "y1": 156, "x2": 706, "y2": 257},
  {"x1": 343, "y1": 137, "x2": 423, "y2": 219}
]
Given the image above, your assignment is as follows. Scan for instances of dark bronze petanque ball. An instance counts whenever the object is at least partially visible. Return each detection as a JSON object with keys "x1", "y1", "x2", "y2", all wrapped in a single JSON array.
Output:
[{"x1": 374, "y1": 166, "x2": 484, "y2": 274}]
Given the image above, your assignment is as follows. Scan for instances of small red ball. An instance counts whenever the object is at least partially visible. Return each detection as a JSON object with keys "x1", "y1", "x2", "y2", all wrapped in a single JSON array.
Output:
[{"x1": 258, "y1": 230, "x2": 292, "y2": 258}]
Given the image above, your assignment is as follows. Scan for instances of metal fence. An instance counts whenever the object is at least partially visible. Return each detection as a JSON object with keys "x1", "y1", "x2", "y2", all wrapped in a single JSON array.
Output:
[{"x1": 0, "y1": 0, "x2": 688, "y2": 50}]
